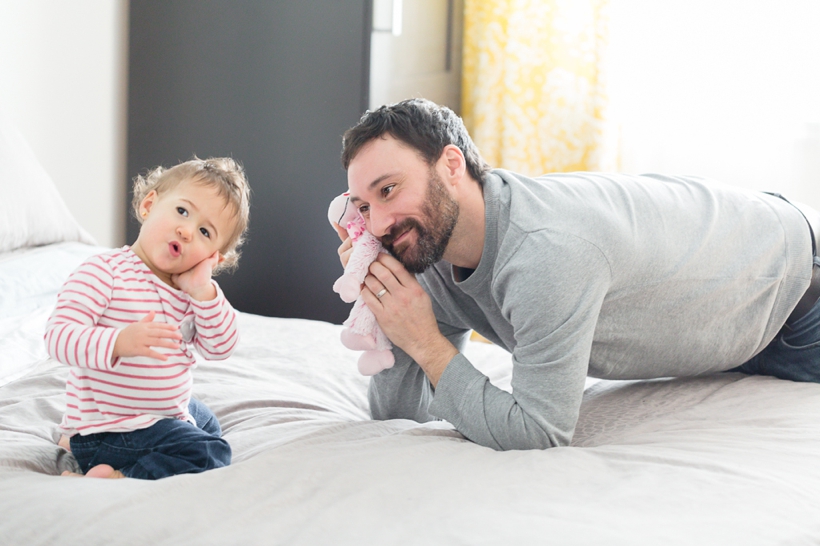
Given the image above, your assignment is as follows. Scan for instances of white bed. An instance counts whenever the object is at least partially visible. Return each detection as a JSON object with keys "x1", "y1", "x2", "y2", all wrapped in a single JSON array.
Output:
[{"x1": 2, "y1": 118, "x2": 820, "y2": 545}]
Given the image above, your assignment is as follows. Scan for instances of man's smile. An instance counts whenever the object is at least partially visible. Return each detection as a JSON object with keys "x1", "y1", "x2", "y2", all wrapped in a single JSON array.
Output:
[
  {"x1": 381, "y1": 220, "x2": 416, "y2": 250},
  {"x1": 391, "y1": 228, "x2": 412, "y2": 247}
]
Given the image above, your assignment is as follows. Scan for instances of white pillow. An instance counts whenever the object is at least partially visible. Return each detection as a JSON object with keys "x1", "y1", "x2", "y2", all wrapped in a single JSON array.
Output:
[{"x1": 0, "y1": 113, "x2": 96, "y2": 252}]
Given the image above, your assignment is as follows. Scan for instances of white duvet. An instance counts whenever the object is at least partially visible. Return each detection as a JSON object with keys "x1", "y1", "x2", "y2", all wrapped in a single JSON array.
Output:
[{"x1": 1, "y1": 243, "x2": 819, "y2": 545}]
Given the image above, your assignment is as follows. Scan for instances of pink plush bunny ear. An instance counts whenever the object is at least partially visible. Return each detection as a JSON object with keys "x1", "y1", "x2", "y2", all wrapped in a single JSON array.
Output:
[{"x1": 328, "y1": 192, "x2": 358, "y2": 228}]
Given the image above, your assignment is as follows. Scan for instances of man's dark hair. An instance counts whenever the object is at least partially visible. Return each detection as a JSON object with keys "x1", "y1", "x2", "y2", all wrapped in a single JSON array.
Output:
[{"x1": 341, "y1": 98, "x2": 491, "y2": 184}]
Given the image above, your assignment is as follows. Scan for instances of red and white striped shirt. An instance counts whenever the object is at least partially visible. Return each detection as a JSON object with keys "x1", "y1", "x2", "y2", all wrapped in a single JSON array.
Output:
[{"x1": 44, "y1": 247, "x2": 239, "y2": 436}]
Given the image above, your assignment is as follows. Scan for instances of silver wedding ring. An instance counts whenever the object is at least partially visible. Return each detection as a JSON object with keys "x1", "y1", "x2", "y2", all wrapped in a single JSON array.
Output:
[{"x1": 375, "y1": 288, "x2": 387, "y2": 299}]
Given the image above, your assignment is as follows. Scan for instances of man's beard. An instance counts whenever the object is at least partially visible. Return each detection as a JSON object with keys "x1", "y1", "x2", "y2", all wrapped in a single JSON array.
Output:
[{"x1": 380, "y1": 170, "x2": 459, "y2": 274}]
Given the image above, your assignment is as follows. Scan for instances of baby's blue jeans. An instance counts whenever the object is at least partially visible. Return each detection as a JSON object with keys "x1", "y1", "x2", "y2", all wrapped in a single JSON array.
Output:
[
  {"x1": 69, "y1": 398, "x2": 231, "y2": 480},
  {"x1": 734, "y1": 259, "x2": 820, "y2": 383}
]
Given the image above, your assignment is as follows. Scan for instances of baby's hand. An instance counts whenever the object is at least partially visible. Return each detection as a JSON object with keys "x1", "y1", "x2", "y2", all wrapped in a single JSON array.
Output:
[
  {"x1": 172, "y1": 251, "x2": 220, "y2": 301},
  {"x1": 113, "y1": 311, "x2": 182, "y2": 362}
]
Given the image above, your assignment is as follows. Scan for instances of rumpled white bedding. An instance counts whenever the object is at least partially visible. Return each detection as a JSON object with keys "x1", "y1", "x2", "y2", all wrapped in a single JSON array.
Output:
[
  {"x1": 1, "y1": 243, "x2": 820, "y2": 545},
  {"x1": 0, "y1": 243, "x2": 108, "y2": 386}
]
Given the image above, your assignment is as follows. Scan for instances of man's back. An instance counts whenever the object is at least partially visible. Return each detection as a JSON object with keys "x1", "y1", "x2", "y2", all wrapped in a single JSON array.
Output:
[{"x1": 493, "y1": 171, "x2": 812, "y2": 377}]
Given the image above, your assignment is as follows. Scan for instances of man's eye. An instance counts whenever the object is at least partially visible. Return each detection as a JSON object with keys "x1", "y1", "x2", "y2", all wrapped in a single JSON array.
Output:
[
  {"x1": 358, "y1": 204, "x2": 370, "y2": 214},
  {"x1": 177, "y1": 207, "x2": 188, "y2": 217},
  {"x1": 382, "y1": 184, "x2": 395, "y2": 197},
  {"x1": 200, "y1": 227, "x2": 210, "y2": 238}
]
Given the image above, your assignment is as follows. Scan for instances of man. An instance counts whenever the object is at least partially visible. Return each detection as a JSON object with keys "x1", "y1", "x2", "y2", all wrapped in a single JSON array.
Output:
[{"x1": 334, "y1": 98, "x2": 820, "y2": 451}]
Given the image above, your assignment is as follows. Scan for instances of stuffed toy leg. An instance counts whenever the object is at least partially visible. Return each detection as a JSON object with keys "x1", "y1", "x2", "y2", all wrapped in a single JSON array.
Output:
[{"x1": 328, "y1": 192, "x2": 395, "y2": 375}]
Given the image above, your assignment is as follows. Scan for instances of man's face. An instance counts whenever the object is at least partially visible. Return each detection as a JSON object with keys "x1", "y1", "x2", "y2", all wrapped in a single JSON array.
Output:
[{"x1": 347, "y1": 136, "x2": 459, "y2": 274}]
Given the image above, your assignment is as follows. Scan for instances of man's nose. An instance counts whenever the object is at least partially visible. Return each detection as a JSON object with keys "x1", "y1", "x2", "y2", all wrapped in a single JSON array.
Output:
[{"x1": 368, "y1": 204, "x2": 394, "y2": 239}]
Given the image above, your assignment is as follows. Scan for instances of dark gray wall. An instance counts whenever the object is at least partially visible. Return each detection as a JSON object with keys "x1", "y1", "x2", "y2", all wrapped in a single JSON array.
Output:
[{"x1": 127, "y1": 0, "x2": 370, "y2": 323}]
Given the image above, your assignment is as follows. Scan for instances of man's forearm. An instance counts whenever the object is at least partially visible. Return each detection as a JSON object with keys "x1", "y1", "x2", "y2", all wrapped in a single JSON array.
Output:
[{"x1": 403, "y1": 333, "x2": 459, "y2": 388}]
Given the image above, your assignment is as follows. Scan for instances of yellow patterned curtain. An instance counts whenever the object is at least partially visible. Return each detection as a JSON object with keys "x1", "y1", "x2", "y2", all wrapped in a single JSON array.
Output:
[{"x1": 461, "y1": 0, "x2": 611, "y2": 176}]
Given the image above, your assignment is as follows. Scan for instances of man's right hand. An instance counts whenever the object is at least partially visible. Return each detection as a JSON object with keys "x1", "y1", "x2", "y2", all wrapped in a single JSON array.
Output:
[
  {"x1": 112, "y1": 311, "x2": 182, "y2": 363},
  {"x1": 334, "y1": 222, "x2": 354, "y2": 269}
]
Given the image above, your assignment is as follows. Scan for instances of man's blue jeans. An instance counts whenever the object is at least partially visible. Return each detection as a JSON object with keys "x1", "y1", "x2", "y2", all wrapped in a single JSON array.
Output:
[
  {"x1": 735, "y1": 263, "x2": 820, "y2": 383},
  {"x1": 69, "y1": 398, "x2": 231, "y2": 480}
]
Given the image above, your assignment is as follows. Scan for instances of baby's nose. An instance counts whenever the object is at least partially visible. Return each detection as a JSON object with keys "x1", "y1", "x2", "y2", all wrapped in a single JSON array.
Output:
[{"x1": 177, "y1": 225, "x2": 192, "y2": 241}]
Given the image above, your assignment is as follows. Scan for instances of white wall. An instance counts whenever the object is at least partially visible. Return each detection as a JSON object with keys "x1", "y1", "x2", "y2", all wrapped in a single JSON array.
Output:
[
  {"x1": 370, "y1": 0, "x2": 463, "y2": 113},
  {"x1": 608, "y1": 0, "x2": 820, "y2": 209},
  {"x1": 3, "y1": 0, "x2": 817, "y2": 248},
  {"x1": 0, "y1": 0, "x2": 129, "y2": 248}
]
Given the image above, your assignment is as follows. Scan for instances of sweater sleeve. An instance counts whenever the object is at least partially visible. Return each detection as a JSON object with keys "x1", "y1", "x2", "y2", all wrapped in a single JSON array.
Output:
[
  {"x1": 189, "y1": 280, "x2": 239, "y2": 360},
  {"x1": 368, "y1": 324, "x2": 472, "y2": 424},
  {"x1": 44, "y1": 255, "x2": 120, "y2": 370},
  {"x1": 427, "y1": 232, "x2": 611, "y2": 450}
]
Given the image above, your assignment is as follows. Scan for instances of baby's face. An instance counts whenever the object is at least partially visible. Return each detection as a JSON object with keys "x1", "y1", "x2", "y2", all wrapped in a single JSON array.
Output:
[{"x1": 134, "y1": 179, "x2": 236, "y2": 282}]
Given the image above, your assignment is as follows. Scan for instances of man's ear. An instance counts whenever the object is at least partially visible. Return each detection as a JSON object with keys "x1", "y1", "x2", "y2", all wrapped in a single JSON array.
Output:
[
  {"x1": 440, "y1": 144, "x2": 466, "y2": 183},
  {"x1": 139, "y1": 190, "x2": 158, "y2": 218}
]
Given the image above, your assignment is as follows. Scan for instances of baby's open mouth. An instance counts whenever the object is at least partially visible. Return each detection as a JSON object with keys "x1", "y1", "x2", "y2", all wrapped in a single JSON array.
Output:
[{"x1": 169, "y1": 242, "x2": 181, "y2": 257}]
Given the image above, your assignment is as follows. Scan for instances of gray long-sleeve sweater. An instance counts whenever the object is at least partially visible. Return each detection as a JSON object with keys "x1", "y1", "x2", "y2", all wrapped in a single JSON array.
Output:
[{"x1": 368, "y1": 169, "x2": 814, "y2": 451}]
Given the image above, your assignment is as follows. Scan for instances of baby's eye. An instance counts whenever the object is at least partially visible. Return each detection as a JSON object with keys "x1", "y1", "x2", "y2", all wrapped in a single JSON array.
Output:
[
  {"x1": 177, "y1": 207, "x2": 188, "y2": 217},
  {"x1": 200, "y1": 227, "x2": 210, "y2": 238}
]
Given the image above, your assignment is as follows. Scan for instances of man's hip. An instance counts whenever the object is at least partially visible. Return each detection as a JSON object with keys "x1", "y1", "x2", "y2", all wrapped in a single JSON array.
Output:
[{"x1": 787, "y1": 201, "x2": 820, "y2": 324}]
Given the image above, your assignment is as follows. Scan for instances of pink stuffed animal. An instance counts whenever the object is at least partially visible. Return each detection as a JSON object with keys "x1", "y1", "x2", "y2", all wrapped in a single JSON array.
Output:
[{"x1": 328, "y1": 192, "x2": 394, "y2": 376}]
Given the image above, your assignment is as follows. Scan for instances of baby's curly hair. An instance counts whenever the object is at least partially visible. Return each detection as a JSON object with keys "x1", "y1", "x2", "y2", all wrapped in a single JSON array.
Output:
[{"x1": 131, "y1": 157, "x2": 251, "y2": 274}]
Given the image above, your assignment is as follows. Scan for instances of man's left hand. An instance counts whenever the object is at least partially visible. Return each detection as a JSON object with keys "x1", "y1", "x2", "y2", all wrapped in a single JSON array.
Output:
[{"x1": 362, "y1": 253, "x2": 458, "y2": 386}]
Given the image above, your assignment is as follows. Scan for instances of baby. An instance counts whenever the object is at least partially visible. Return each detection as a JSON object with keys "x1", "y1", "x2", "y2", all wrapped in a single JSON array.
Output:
[{"x1": 44, "y1": 157, "x2": 250, "y2": 479}]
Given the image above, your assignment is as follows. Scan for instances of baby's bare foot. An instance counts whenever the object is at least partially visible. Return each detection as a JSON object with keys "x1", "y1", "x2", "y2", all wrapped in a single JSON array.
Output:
[
  {"x1": 57, "y1": 435, "x2": 71, "y2": 452},
  {"x1": 85, "y1": 464, "x2": 125, "y2": 479},
  {"x1": 60, "y1": 465, "x2": 125, "y2": 479}
]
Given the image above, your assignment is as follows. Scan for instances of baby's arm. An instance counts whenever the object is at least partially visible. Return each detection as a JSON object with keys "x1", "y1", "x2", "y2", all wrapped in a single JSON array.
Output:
[
  {"x1": 168, "y1": 250, "x2": 238, "y2": 360},
  {"x1": 44, "y1": 256, "x2": 119, "y2": 369},
  {"x1": 189, "y1": 283, "x2": 239, "y2": 361}
]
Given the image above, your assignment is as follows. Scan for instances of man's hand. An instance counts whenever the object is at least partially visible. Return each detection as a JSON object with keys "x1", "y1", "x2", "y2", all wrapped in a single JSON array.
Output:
[
  {"x1": 334, "y1": 222, "x2": 353, "y2": 269},
  {"x1": 112, "y1": 311, "x2": 182, "y2": 362},
  {"x1": 171, "y1": 251, "x2": 220, "y2": 301},
  {"x1": 362, "y1": 253, "x2": 458, "y2": 387}
]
